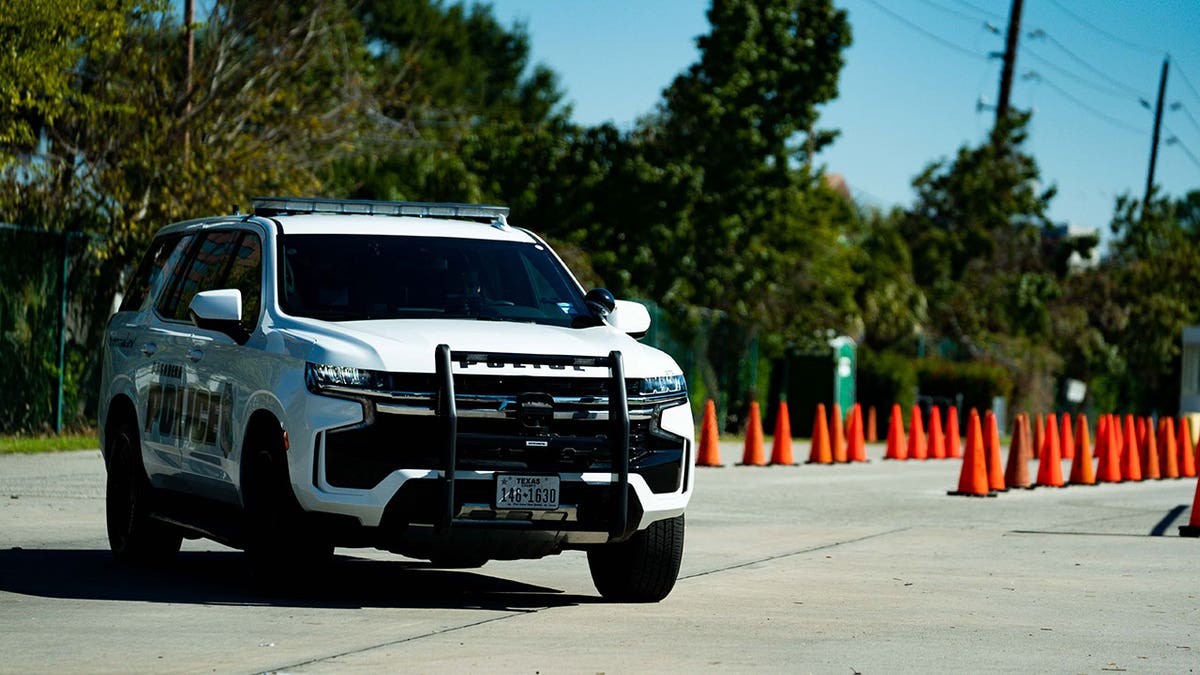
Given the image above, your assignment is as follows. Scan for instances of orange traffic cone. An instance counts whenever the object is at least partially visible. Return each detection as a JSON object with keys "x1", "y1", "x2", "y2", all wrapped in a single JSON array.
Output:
[
  {"x1": 696, "y1": 399, "x2": 724, "y2": 467},
  {"x1": 1068, "y1": 413, "x2": 1096, "y2": 485},
  {"x1": 1036, "y1": 412, "x2": 1065, "y2": 487},
  {"x1": 1122, "y1": 414, "x2": 1142, "y2": 481},
  {"x1": 907, "y1": 405, "x2": 927, "y2": 460},
  {"x1": 946, "y1": 406, "x2": 962, "y2": 459},
  {"x1": 1141, "y1": 416, "x2": 1161, "y2": 479},
  {"x1": 832, "y1": 403, "x2": 848, "y2": 463},
  {"x1": 740, "y1": 401, "x2": 767, "y2": 466},
  {"x1": 984, "y1": 410, "x2": 1006, "y2": 491},
  {"x1": 807, "y1": 403, "x2": 833, "y2": 464},
  {"x1": 885, "y1": 403, "x2": 907, "y2": 460},
  {"x1": 928, "y1": 406, "x2": 947, "y2": 459},
  {"x1": 867, "y1": 405, "x2": 878, "y2": 443},
  {"x1": 1159, "y1": 417, "x2": 1179, "y2": 479},
  {"x1": 848, "y1": 404, "x2": 868, "y2": 462},
  {"x1": 1136, "y1": 416, "x2": 1148, "y2": 455},
  {"x1": 949, "y1": 409, "x2": 992, "y2": 497},
  {"x1": 769, "y1": 402, "x2": 796, "y2": 466},
  {"x1": 1181, "y1": 472, "x2": 1200, "y2": 537},
  {"x1": 1099, "y1": 415, "x2": 1123, "y2": 483},
  {"x1": 1034, "y1": 414, "x2": 1044, "y2": 459},
  {"x1": 1180, "y1": 416, "x2": 1198, "y2": 478},
  {"x1": 1060, "y1": 413, "x2": 1075, "y2": 461},
  {"x1": 1095, "y1": 414, "x2": 1111, "y2": 481},
  {"x1": 1005, "y1": 414, "x2": 1032, "y2": 489}
]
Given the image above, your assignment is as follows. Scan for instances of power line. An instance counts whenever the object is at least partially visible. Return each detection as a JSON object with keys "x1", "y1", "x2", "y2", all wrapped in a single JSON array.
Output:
[
  {"x1": 860, "y1": 0, "x2": 988, "y2": 62},
  {"x1": 945, "y1": 0, "x2": 1004, "y2": 22},
  {"x1": 1031, "y1": 74, "x2": 1147, "y2": 136},
  {"x1": 1026, "y1": 30, "x2": 1147, "y2": 98},
  {"x1": 1021, "y1": 48, "x2": 1137, "y2": 102},
  {"x1": 1175, "y1": 104, "x2": 1200, "y2": 143},
  {"x1": 1174, "y1": 65, "x2": 1200, "y2": 109},
  {"x1": 911, "y1": 0, "x2": 991, "y2": 25},
  {"x1": 1044, "y1": 0, "x2": 1159, "y2": 56},
  {"x1": 1164, "y1": 126, "x2": 1200, "y2": 174}
]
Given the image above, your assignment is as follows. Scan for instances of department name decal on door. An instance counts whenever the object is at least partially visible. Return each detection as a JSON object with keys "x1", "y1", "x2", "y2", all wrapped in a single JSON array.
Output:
[{"x1": 145, "y1": 380, "x2": 235, "y2": 455}]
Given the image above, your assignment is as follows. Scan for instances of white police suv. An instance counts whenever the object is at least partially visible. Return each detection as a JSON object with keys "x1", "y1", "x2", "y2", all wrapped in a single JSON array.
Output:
[{"x1": 99, "y1": 197, "x2": 694, "y2": 601}]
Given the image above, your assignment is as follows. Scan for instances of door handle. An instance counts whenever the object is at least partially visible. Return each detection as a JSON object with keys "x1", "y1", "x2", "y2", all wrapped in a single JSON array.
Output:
[
  {"x1": 186, "y1": 348, "x2": 204, "y2": 363},
  {"x1": 140, "y1": 343, "x2": 158, "y2": 357}
]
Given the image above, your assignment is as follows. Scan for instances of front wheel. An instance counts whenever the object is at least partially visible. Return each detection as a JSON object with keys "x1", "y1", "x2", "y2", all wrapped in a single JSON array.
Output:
[
  {"x1": 242, "y1": 442, "x2": 332, "y2": 588},
  {"x1": 105, "y1": 420, "x2": 182, "y2": 564},
  {"x1": 587, "y1": 514, "x2": 684, "y2": 602}
]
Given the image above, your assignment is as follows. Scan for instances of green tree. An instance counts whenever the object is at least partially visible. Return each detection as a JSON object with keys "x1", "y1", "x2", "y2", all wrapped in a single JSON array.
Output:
[
  {"x1": 851, "y1": 206, "x2": 927, "y2": 352},
  {"x1": 337, "y1": 0, "x2": 571, "y2": 206},
  {"x1": 642, "y1": 0, "x2": 857, "y2": 337},
  {"x1": 900, "y1": 114, "x2": 1057, "y2": 350},
  {"x1": 1096, "y1": 191, "x2": 1200, "y2": 412},
  {"x1": 0, "y1": 0, "x2": 130, "y2": 154},
  {"x1": 0, "y1": 0, "x2": 378, "y2": 430}
]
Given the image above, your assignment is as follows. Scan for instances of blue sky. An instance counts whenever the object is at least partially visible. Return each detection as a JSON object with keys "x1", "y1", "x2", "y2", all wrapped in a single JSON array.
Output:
[{"x1": 486, "y1": 0, "x2": 1200, "y2": 241}]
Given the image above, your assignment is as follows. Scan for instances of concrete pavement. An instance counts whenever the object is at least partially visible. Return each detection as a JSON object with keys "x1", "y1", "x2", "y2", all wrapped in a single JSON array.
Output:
[{"x1": 0, "y1": 443, "x2": 1196, "y2": 673}]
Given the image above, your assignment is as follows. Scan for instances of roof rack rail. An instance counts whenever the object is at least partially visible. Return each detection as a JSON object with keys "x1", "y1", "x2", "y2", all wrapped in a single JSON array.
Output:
[{"x1": 251, "y1": 196, "x2": 509, "y2": 224}]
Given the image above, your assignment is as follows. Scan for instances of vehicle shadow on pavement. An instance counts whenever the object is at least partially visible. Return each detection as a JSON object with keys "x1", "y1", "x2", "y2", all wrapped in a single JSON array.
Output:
[{"x1": 0, "y1": 547, "x2": 599, "y2": 611}]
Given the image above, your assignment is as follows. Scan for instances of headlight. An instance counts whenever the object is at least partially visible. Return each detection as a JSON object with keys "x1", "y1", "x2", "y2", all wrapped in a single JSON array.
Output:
[
  {"x1": 640, "y1": 374, "x2": 687, "y2": 396},
  {"x1": 305, "y1": 362, "x2": 389, "y2": 394}
]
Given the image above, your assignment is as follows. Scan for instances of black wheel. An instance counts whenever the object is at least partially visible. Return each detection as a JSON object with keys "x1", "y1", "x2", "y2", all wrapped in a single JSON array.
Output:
[
  {"x1": 105, "y1": 419, "x2": 182, "y2": 564},
  {"x1": 587, "y1": 514, "x2": 684, "y2": 602},
  {"x1": 242, "y1": 436, "x2": 332, "y2": 587}
]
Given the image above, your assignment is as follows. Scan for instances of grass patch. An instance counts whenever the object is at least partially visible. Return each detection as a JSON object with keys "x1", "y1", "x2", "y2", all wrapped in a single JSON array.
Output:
[{"x1": 0, "y1": 432, "x2": 100, "y2": 455}]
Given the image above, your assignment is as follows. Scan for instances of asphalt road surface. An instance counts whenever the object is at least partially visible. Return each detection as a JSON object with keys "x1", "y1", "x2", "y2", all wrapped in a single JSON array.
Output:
[{"x1": 1, "y1": 444, "x2": 1196, "y2": 674}]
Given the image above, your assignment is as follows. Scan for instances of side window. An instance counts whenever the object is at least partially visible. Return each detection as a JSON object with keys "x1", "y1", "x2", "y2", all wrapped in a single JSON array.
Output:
[
  {"x1": 119, "y1": 234, "x2": 191, "y2": 312},
  {"x1": 223, "y1": 232, "x2": 263, "y2": 330},
  {"x1": 157, "y1": 231, "x2": 240, "y2": 322}
]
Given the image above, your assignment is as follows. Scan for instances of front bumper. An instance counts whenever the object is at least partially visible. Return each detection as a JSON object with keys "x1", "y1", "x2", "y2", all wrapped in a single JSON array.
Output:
[{"x1": 290, "y1": 346, "x2": 694, "y2": 550}]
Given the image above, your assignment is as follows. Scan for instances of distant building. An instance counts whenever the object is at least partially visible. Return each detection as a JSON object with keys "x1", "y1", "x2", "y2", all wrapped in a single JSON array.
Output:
[
  {"x1": 1042, "y1": 223, "x2": 1100, "y2": 271},
  {"x1": 822, "y1": 173, "x2": 852, "y2": 201}
]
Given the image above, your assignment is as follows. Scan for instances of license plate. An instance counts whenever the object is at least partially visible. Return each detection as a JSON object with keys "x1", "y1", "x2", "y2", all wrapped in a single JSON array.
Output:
[{"x1": 496, "y1": 474, "x2": 560, "y2": 509}]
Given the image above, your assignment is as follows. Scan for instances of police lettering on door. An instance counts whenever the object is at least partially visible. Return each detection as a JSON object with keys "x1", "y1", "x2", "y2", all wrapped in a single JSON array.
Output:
[{"x1": 145, "y1": 363, "x2": 234, "y2": 455}]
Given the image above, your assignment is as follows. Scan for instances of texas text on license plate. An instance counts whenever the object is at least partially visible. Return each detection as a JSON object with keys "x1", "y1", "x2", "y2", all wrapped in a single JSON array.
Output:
[{"x1": 496, "y1": 474, "x2": 560, "y2": 509}]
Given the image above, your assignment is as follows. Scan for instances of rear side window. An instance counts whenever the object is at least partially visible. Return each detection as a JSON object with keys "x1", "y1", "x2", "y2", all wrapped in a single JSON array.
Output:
[
  {"x1": 154, "y1": 229, "x2": 263, "y2": 328},
  {"x1": 119, "y1": 234, "x2": 193, "y2": 312},
  {"x1": 223, "y1": 233, "x2": 263, "y2": 329}
]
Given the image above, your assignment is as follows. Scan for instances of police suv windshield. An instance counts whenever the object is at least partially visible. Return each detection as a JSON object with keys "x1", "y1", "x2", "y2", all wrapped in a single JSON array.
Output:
[{"x1": 278, "y1": 234, "x2": 592, "y2": 326}]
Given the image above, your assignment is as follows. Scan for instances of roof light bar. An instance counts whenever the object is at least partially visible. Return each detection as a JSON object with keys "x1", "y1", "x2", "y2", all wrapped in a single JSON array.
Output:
[{"x1": 251, "y1": 196, "x2": 510, "y2": 223}]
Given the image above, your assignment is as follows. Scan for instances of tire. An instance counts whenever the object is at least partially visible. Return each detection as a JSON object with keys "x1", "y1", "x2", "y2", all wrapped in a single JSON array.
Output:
[
  {"x1": 105, "y1": 419, "x2": 182, "y2": 564},
  {"x1": 241, "y1": 435, "x2": 332, "y2": 588},
  {"x1": 587, "y1": 514, "x2": 684, "y2": 602}
]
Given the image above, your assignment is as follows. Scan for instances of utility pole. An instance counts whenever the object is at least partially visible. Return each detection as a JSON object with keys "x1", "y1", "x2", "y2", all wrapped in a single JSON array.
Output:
[
  {"x1": 993, "y1": 0, "x2": 1025, "y2": 149},
  {"x1": 1143, "y1": 55, "x2": 1170, "y2": 216},
  {"x1": 184, "y1": 0, "x2": 194, "y2": 166}
]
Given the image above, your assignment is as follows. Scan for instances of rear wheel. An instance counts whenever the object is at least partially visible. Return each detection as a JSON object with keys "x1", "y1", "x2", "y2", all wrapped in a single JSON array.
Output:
[
  {"x1": 241, "y1": 432, "x2": 332, "y2": 587},
  {"x1": 105, "y1": 419, "x2": 182, "y2": 564},
  {"x1": 587, "y1": 514, "x2": 684, "y2": 602}
]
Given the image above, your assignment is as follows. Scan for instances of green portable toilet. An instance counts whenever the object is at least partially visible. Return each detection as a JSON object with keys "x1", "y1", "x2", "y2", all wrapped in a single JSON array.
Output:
[{"x1": 766, "y1": 335, "x2": 856, "y2": 437}]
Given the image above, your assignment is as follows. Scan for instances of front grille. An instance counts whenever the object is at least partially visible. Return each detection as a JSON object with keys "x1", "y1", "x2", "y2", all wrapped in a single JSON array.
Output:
[
  {"x1": 322, "y1": 373, "x2": 686, "y2": 493},
  {"x1": 324, "y1": 412, "x2": 684, "y2": 489}
]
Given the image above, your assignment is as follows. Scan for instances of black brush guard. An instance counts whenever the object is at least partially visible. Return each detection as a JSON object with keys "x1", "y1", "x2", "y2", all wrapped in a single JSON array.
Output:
[{"x1": 434, "y1": 344, "x2": 631, "y2": 538}]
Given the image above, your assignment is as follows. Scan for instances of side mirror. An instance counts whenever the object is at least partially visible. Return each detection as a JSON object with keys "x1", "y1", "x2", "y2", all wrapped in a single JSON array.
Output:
[
  {"x1": 609, "y1": 300, "x2": 651, "y2": 339},
  {"x1": 189, "y1": 289, "x2": 249, "y2": 344},
  {"x1": 585, "y1": 288, "x2": 616, "y2": 317}
]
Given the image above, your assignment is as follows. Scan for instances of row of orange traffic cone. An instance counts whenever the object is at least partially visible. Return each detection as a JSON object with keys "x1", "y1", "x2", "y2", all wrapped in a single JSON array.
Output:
[
  {"x1": 884, "y1": 403, "x2": 963, "y2": 460},
  {"x1": 695, "y1": 400, "x2": 871, "y2": 467},
  {"x1": 950, "y1": 411, "x2": 1200, "y2": 496}
]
